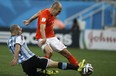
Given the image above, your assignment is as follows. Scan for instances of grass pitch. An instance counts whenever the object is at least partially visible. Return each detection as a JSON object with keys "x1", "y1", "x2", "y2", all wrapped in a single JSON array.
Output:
[{"x1": 0, "y1": 44, "x2": 116, "y2": 76}]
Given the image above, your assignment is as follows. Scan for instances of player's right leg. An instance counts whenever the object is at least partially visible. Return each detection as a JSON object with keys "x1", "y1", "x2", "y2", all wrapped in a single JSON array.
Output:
[
  {"x1": 43, "y1": 44, "x2": 53, "y2": 58},
  {"x1": 38, "y1": 39, "x2": 58, "y2": 74},
  {"x1": 38, "y1": 39, "x2": 53, "y2": 58}
]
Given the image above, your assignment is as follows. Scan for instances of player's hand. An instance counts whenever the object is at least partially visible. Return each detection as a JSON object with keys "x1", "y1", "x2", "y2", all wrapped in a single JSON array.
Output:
[
  {"x1": 39, "y1": 38, "x2": 46, "y2": 46},
  {"x1": 23, "y1": 20, "x2": 30, "y2": 26},
  {"x1": 10, "y1": 58, "x2": 18, "y2": 66}
]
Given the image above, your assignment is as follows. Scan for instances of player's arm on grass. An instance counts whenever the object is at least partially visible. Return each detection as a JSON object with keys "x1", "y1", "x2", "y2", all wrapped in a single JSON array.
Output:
[
  {"x1": 23, "y1": 10, "x2": 41, "y2": 26},
  {"x1": 11, "y1": 44, "x2": 20, "y2": 66}
]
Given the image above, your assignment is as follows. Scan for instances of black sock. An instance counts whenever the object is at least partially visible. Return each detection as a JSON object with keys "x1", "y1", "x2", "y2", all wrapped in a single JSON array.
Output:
[{"x1": 58, "y1": 62, "x2": 79, "y2": 70}]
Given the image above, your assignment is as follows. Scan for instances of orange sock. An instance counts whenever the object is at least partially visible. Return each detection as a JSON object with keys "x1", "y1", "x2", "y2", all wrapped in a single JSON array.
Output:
[{"x1": 68, "y1": 55, "x2": 78, "y2": 66}]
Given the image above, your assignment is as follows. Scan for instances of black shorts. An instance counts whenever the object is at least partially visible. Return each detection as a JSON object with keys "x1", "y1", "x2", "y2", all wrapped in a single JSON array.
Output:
[{"x1": 21, "y1": 55, "x2": 48, "y2": 76}]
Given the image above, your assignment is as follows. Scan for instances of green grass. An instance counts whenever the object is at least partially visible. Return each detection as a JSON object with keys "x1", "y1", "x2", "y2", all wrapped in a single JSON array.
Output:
[{"x1": 0, "y1": 44, "x2": 116, "y2": 76}]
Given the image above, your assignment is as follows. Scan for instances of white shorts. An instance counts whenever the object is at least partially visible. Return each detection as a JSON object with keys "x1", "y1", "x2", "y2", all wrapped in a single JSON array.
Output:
[{"x1": 37, "y1": 37, "x2": 67, "y2": 52}]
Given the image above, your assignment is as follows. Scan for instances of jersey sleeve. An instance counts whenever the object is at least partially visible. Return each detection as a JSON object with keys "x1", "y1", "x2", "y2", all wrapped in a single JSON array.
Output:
[
  {"x1": 15, "y1": 35, "x2": 23, "y2": 45},
  {"x1": 39, "y1": 11, "x2": 48, "y2": 24}
]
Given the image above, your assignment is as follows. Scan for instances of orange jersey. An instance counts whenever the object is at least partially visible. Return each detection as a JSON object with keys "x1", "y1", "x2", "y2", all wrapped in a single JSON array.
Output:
[{"x1": 36, "y1": 8, "x2": 55, "y2": 40}]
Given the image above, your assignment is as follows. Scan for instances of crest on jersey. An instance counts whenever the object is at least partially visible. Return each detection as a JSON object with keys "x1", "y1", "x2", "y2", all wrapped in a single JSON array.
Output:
[{"x1": 42, "y1": 18, "x2": 46, "y2": 22}]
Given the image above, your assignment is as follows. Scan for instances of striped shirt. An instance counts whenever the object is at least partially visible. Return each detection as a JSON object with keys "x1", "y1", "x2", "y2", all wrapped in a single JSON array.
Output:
[{"x1": 7, "y1": 35, "x2": 35, "y2": 64}]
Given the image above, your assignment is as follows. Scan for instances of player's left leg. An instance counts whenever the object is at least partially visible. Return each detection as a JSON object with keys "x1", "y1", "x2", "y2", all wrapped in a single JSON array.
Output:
[
  {"x1": 47, "y1": 59, "x2": 86, "y2": 76},
  {"x1": 47, "y1": 37, "x2": 79, "y2": 66},
  {"x1": 59, "y1": 48, "x2": 79, "y2": 66},
  {"x1": 47, "y1": 59, "x2": 79, "y2": 71},
  {"x1": 38, "y1": 56, "x2": 86, "y2": 76}
]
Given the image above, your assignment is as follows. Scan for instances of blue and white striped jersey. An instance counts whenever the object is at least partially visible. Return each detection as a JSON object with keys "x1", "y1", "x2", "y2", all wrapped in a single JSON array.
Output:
[{"x1": 7, "y1": 35, "x2": 35, "y2": 64}]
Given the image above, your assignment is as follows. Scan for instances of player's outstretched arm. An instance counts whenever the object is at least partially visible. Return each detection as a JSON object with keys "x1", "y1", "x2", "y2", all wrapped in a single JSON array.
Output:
[
  {"x1": 10, "y1": 44, "x2": 20, "y2": 66},
  {"x1": 23, "y1": 10, "x2": 41, "y2": 26}
]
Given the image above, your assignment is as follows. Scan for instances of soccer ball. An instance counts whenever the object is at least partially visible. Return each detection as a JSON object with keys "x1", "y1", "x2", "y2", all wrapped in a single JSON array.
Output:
[{"x1": 82, "y1": 63, "x2": 93, "y2": 76}]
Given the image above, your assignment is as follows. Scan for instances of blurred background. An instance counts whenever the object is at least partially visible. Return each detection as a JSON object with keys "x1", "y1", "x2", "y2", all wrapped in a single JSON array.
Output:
[{"x1": 0, "y1": 0, "x2": 116, "y2": 50}]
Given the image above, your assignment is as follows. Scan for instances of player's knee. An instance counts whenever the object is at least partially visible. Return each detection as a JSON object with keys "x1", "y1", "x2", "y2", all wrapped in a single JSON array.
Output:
[
  {"x1": 46, "y1": 51, "x2": 52, "y2": 54},
  {"x1": 48, "y1": 51, "x2": 53, "y2": 56},
  {"x1": 45, "y1": 51, "x2": 53, "y2": 58}
]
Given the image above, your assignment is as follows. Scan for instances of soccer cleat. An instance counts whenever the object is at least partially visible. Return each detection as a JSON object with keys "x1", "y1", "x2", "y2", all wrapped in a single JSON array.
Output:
[
  {"x1": 78, "y1": 59, "x2": 86, "y2": 72},
  {"x1": 43, "y1": 70, "x2": 59, "y2": 75}
]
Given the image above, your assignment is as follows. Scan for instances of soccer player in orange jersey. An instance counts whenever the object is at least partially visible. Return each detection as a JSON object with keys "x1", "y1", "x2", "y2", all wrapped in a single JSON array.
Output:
[{"x1": 24, "y1": 1, "x2": 85, "y2": 67}]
